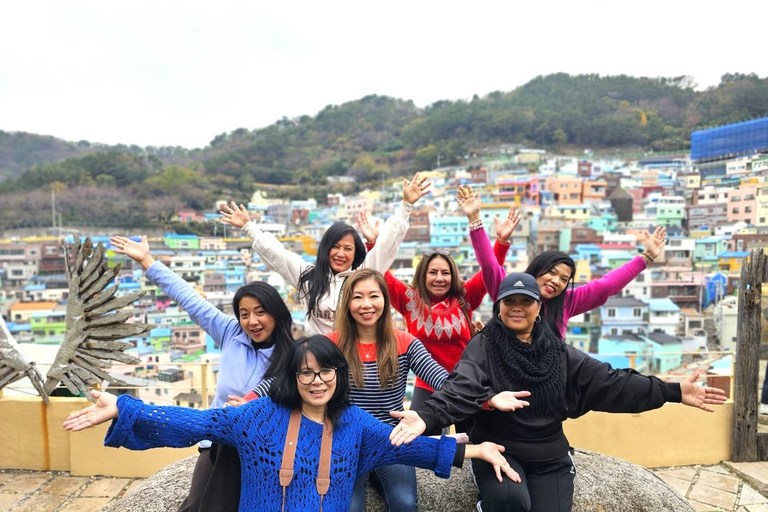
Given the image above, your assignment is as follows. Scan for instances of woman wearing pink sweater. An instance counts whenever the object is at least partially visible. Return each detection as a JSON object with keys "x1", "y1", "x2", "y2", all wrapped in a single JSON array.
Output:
[{"x1": 461, "y1": 184, "x2": 668, "y2": 338}]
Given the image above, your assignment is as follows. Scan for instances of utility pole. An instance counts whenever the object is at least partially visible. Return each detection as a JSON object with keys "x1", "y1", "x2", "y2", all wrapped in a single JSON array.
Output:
[{"x1": 51, "y1": 188, "x2": 56, "y2": 232}]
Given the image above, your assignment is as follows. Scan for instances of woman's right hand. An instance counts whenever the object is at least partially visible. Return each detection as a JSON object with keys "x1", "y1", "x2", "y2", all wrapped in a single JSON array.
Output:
[
  {"x1": 356, "y1": 212, "x2": 380, "y2": 244},
  {"x1": 389, "y1": 410, "x2": 427, "y2": 446},
  {"x1": 225, "y1": 395, "x2": 247, "y2": 407},
  {"x1": 62, "y1": 390, "x2": 119, "y2": 431},
  {"x1": 110, "y1": 235, "x2": 155, "y2": 271},
  {"x1": 220, "y1": 202, "x2": 251, "y2": 229},
  {"x1": 402, "y1": 173, "x2": 432, "y2": 204},
  {"x1": 489, "y1": 391, "x2": 531, "y2": 412}
]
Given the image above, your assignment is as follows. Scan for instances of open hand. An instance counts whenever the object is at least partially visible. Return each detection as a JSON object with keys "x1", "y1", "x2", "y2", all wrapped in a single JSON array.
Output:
[
  {"x1": 110, "y1": 235, "x2": 154, "y2": 270},
  {"x1": 220, "y1": 202, "x2": 251, "y2": 229},
  {"x1": 679, "y1": 369, "x2": 727, "y2": 412},
  {"x1": 489, "y1": 391, "x2": 531, "y2": 412},
  {"x1": 643, "y1": 226, "x2": 667, "y2": 259},
  {"x1": 389, "y1": 410, "x2": 427, "y2": 446},
  {"x1": 403, "y1": 173, "x2": 432, "y2": 204},
  {"x1": 456, "y1": 185, "x2": 481, "y2": 219},
  {"x1": 477, "y1": 442, "x2": 521, "y2": 483},
  {"x1": 494, "y1": 205, "x2": 522, "y2": 244},
  {"x1": 62, "y1": 390, "x2": 119, "y2": 431},
  {"x1": 356, "y1": 212, "x2": 380, "y2": 244},
  {"x1": 225, "y1": 395, "x2": 247, "y2": 407}
]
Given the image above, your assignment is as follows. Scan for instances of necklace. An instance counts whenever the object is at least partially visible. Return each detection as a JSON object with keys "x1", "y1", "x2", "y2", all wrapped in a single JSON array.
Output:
[{"x1": 358, "y1": 342, "x2": 376, "y2": 361}]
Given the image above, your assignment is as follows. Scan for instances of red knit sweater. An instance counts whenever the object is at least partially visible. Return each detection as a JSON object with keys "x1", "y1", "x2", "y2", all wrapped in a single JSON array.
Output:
[{"x1": 384, "y1": 240, "x2": 510, "y2": 391}]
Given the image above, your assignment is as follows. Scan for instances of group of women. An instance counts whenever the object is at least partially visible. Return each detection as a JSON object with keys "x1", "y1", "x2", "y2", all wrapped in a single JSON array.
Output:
[{"x1": 65, "y1": 178, "x2": 726, "y2": 512}]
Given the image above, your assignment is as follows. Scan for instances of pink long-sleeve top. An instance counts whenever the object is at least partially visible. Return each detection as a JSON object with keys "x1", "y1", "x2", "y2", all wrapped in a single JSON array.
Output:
[{"x1": 480, "y1": 243, "x2": 648, "y2": 339}]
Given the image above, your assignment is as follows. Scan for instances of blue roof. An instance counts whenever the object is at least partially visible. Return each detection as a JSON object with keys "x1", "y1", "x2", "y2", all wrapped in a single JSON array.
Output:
[
  {"x1": 164, "y1": 234, "x2": 199, "y2": 239},
  {"x1": 24, "y1": 284, "x2": 46, "y2": 291},
  {"x1": 718, "y1": 251, "x2": 750, "y2": 258},
  {"x1": 644, "y1": 298, "x2": 681, "y2": 312},
  {"x1": 7, "y1": 322, "x2": 31, "y2": 333}
]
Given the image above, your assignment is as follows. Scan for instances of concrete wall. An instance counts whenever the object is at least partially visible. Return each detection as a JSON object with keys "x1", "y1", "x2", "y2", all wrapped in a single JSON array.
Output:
[
  {"x1": 0, "y1": 395, "x2": 197, "y2": 478},
  {"x1": 0, "y1": 396, "x2": 733, "y2": 477}
]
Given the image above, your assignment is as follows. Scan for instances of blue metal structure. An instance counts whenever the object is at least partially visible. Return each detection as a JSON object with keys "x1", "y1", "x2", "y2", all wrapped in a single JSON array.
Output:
[{"x1": 691, "y1": 117, "x2": 768, "y2": 162}]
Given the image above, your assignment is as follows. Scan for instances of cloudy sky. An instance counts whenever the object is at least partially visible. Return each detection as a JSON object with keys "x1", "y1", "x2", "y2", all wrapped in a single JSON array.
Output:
[{"x1": 1, "y1": 0, "x2": 766, "y2": 149}]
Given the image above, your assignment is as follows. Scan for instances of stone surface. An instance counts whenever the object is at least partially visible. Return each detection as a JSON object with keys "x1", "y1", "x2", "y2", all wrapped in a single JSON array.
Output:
[
  {"x1": 80, "y1": 478, "x2": 130, "y2": 497},
  {"x1": 698, "y1": 470, "x2": 741, "y2": 494},
  {"x1": 689, "y1": 498, "x2": 724, "y2": 511},
  {"x1": 59, "y1": 497, "x2": 112, "y2": 512},
  {"x1": 689, "y1": 483, "x2": 737, "y2": 510},
  {"x1": 1, "y1": 474, "x2": 51, "y2": 494},
  {"x1": 739, "y1": 485, "x2": 768, "y2": 506},
  {"x1": 656, "y1": 473, "x2": 692, "y2": 497},
  {"x1": 42, "y1": 476, "x2": 90, "y2": 495},
  {"x1": 103, "y1": 450, "x2": 695, "y2": 512},
  {"x1": 657, "y1": 468, "x2": 698, "y2": 481},
  {"x1": 0, "y1": 494, "x2": 25, "y2": 511},
  {"x1": 746, "y1": 505, "x2": 768, "y2": 512},
  {"x1": 725, "y1": 462, "x2": 768, "y2": 494},
  {"x1": 9, "y1": 493, "x2": 67, "y2": 512}
]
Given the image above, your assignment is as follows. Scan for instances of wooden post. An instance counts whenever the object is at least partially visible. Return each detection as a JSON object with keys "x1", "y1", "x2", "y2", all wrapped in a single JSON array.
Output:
[{"x1": 731, "y1": 250, "x2": 768, "y2": 461}]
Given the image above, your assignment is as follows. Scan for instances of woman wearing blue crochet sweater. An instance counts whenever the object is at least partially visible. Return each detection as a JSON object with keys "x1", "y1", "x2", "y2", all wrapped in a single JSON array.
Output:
[
  {"x1": 64, "y1": 336, "x2": 519, "y2": 512},
  {"x1": 110, "y1": 235, "x2": 295, "y2": 512}
]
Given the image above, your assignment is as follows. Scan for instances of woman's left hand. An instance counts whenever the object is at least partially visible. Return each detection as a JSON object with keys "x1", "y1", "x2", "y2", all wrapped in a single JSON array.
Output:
[
  {"x1": 456, "y1": 185, "x2": 481, "y2": 219},
  {"x1": 643, "y1": 226, "x2": 667, "y2": 259},
  {"x1": 225, "y1": 395, "x2": 247, "y2": 407},
  {"x1": 402, "y1": 173, "x2": 432, "y2": 204},
  {"x1": 680, "y1": 369, "x2": 727, "y2": 412},
  {"x1": 476, "y1": 442, "x2": 521, "y2": 483},
  {"x1": 389, "y1": 410, "x2": 427, "y2": 446},
  {"x1": 494, "y1": 205, "x2": 522, "y2": 244}
]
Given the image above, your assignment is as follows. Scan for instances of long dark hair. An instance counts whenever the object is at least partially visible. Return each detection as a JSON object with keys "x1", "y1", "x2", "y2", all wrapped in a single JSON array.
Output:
[
  {"x1": 525, "y1": 251, "x2": 576, "y2": 332},
  {"x1": 334, "y1": 269, "x2": 398, "y2": 390},
  {"x1": 269, "y1": 335, "x2": 351, "y2": 429},
  {"x1": 232, "y1": 281, "x2": 294, "y2": 380},
  {"x1": 297, "y1": 222, "x2": 366, "y2": 317}
]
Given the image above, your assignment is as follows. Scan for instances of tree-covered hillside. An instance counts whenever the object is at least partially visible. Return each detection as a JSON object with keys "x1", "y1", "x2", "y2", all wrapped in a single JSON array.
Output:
[{"x1": 2, "y1": 73, "x2": 768, "y2": 231}]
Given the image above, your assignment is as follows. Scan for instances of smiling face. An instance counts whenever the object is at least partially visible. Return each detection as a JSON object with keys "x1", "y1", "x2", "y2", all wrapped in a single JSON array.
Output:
[
  {"x1": 329, "y1": 234, "x2": 356, "y2": 273},
  {"x1": 296, "y1": 351, "x2": 337, "y2": 414},
  {"x1": 498, "y1": 294, "x2": 541, "y2": 336},
  {"x1": 349, "y1": 278, "x2": 385, "y2": 329},
  {"x1": 425, "y1": 256, "x2": 452, "y2": 300},
  {"x1": 238, "y1": 296, "x2": 277, "y2": 344},
  {"x1": 536, "y1": 263, "x2": 573, "y2": 300}
]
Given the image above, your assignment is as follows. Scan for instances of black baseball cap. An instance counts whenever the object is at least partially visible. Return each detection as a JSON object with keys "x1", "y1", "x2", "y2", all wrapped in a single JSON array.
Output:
[{"x1": 496, "y1": 272, "x2": 541, "y2": 302}]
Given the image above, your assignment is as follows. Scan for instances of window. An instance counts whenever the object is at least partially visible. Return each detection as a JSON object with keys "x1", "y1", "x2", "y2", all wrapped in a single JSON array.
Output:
[
  {"x1": 607, "y1": 308, "x2": 616, "y2": 318},
  {"x1": 633, "y1": 308, "x2": 642, "y2": 317},
  {"x1": 610, "y1": 328, "x2": 618, "y2": 336},
  {"x1": 746, "y1": 206, "x2": 752, "y2": 213},
  {"x1": 733, "y1": 208, "x2": 740, "y2": 214}
]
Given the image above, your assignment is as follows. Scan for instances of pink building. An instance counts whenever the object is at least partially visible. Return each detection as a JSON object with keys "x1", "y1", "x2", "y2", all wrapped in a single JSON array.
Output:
[{"x1": 727, "y1": 184, "x2": 757, "y2": 225}]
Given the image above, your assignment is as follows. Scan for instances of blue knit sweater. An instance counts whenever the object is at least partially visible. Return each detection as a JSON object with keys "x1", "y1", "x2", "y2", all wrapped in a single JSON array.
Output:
[{"x1": 105, "y1": 395, "x2": 456, "y2": 512}]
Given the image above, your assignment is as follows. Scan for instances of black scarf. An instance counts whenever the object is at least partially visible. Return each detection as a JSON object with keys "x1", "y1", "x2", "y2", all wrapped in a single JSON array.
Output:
[{"x1": 485, "y1": 316, "x2": 566, "y2": 416}]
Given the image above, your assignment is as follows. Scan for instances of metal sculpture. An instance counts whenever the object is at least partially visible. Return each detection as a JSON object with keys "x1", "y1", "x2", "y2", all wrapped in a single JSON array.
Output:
[
  {"x1": 0, "y1": 314, "x2": 48, "y2": 403},
  {"x1": 41, "y1": 237, "x2": 150, "y2": 400}
]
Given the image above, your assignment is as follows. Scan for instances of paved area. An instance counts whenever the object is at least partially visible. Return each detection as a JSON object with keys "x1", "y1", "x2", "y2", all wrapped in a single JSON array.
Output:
[
  {"x1": 0, "y1": 470, "x2": 143, "y2": 512},
  {"x1": 3, "y1": 463, "x2": 768, "y2": 511}
]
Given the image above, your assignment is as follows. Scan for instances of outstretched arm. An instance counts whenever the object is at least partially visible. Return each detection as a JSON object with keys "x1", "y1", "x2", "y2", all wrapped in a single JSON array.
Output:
[
  {"x1": 112, "y1": 236, "x2": 238, "y2": 345},
  {"x1": 221, "y1": 202, "x2": 309, "y2": 288},
  {"x1": 62, "y1": 390, "x2": 119, "y2": 431}
]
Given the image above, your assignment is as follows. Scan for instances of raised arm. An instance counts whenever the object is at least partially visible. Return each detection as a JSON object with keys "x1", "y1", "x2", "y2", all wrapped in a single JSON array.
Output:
[
  {"x1": 361, "y1": 173, "x2": 431, "y2": 273},
  {"x1": 565, "y1": 226, "x2": 666, "y2": 318},
  {"x1": 111, "y1": 236, "x2": 239, "y2": 345},
  {"x1": 221, "y1": 202, "x2": 309, "y2": 288}
]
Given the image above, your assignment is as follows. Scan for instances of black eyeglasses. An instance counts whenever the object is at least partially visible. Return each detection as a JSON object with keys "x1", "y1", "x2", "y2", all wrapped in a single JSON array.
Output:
[
  {"x1": 424, "y1": 249, "x2": 450, "y2": 257},
  {"x1": 296, "y1": 368, "x2": 337, "y2": 385}
]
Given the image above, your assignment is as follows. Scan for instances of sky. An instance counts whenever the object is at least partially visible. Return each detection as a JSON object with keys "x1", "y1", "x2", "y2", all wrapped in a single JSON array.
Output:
[{"x1": 1, "y1": 0, "x2": 767, "y2": 149}]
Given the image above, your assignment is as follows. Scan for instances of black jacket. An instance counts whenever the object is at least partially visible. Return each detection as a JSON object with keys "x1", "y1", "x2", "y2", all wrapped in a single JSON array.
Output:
[{"x1": 418, "y1": 332, "x2": 682, "y2": 463}]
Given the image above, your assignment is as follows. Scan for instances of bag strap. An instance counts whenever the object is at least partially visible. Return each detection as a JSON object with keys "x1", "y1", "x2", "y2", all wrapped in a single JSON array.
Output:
[{"x1": 279, "y1": 409, "x2": 334, "y2": 512}]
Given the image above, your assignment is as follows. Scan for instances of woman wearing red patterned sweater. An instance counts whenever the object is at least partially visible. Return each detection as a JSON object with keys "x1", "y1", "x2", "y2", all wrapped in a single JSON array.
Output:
[{"x1": 358, "y1": 189, "x2": 520, "y2": 433}]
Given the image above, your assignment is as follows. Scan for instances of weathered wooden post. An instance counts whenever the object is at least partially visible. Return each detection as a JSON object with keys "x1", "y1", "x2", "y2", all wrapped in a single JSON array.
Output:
[{"x1": 731, "y1": 249, "x2": 768, "y2": 461}]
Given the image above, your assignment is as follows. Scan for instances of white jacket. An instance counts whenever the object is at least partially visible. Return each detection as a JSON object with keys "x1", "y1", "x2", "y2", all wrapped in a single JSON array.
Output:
[{"x1": 241, "y1": 201, "x2": 412, "y2": 334}]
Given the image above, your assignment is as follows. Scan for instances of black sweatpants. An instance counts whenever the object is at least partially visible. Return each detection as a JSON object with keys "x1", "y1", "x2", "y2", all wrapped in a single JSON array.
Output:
[
  {"x1": 471, "y1": 450, "x2": 576, "y2": 512},
  {"x1": 410, "y1": 386, "x2": 475, "y2": 435},
  {"x1": 177, "y1": 443, "x2": 241, "y2": 512}
]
